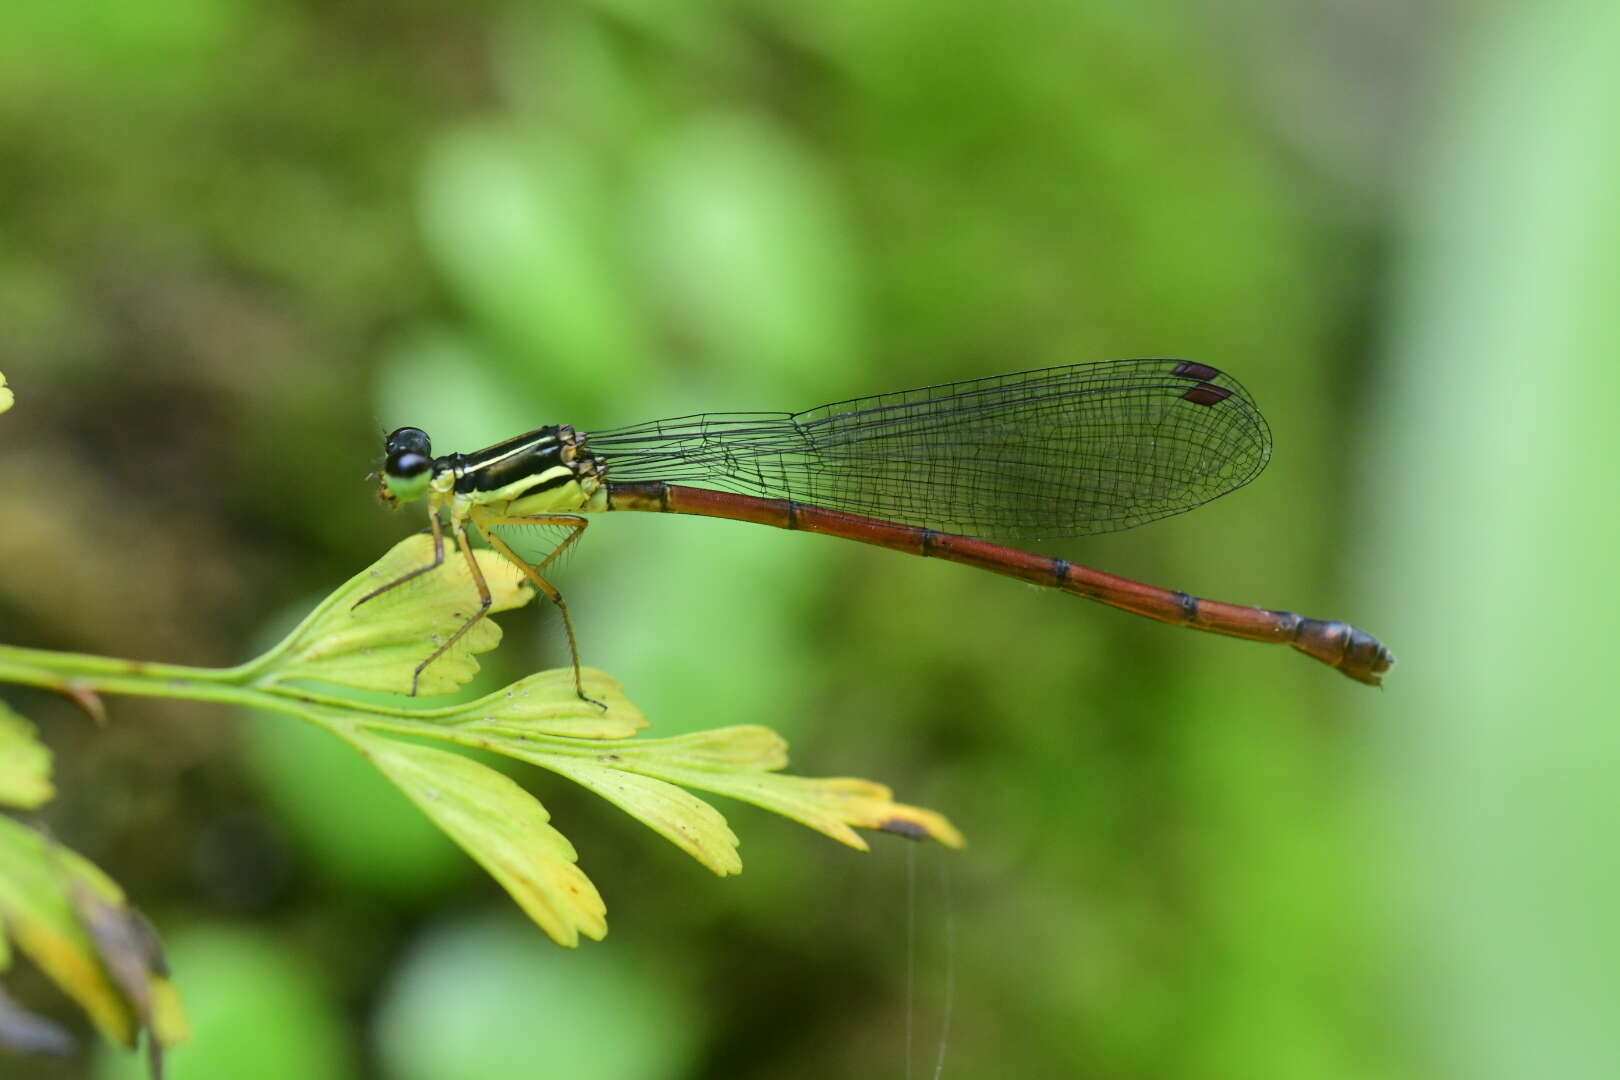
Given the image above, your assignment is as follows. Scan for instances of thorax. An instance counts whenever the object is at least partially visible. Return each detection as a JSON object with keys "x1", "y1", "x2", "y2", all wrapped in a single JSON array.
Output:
[{"x1": 438, "y1": 425, "x2": 600, "y2": 519}]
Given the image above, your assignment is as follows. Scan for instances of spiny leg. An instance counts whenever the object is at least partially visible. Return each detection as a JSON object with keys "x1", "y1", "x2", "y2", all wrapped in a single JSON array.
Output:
[
  {"x1": 354, "y1": 510, "x2": 446, "y2": 609},
  {"x1": 473, "y1": 512, "x2": 599, "y2": 707},
  {"x1": 407, "y1": 520, "x2": 493, "y2": 697},
  {"x1": 514, "y1": 514, "x2": 589, "y2": 576}
]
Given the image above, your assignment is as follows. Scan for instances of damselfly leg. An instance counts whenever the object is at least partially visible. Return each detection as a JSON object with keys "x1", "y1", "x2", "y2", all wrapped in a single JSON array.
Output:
[
  {"x1": 353, "y1": 512, "x2": 446, "y2": 609},
  {"x1": 472, "y1": 513, "x2": 600, "y2": 708}
]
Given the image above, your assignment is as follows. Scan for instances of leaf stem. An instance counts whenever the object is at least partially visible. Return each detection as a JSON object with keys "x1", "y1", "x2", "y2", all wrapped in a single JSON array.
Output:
[{"x1": 0, "y1": 647, "x2": 383, "y2": 727}]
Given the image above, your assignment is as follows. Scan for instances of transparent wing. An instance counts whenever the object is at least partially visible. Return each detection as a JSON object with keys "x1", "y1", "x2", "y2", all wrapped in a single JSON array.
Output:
[{"x1": 585, "y1": 359, "x2": 1271, "y2": 541}]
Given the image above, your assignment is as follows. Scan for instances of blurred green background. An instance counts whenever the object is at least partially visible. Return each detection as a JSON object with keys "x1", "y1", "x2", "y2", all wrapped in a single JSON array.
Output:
[{"x1": 3, "y1": 1, "x2": 1618, "y2": 1077}]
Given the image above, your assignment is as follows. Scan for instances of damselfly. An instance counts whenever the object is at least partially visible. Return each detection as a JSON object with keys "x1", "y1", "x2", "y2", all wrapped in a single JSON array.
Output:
[{"x1": 359, "y1": 359, "x2": 1393, "y2": 697}]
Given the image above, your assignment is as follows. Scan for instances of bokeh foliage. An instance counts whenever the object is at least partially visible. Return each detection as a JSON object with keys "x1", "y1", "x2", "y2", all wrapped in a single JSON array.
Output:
[{"x1": 2, "y1": 1, "x2": 1614, "y2": 1078}]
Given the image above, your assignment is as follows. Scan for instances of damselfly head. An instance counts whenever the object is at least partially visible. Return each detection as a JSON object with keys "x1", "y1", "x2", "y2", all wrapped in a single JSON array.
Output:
[
  {"x1": 380, "y1": 426, "x2": 434, "y2": 505},
  {"x1": 385, "y1": 426, "x2": 431, "y2": 458}
]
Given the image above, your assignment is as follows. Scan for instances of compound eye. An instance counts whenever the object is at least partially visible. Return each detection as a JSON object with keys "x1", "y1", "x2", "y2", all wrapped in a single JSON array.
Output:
[
  {"x1": 385, "y1": 426, "x2": 432, "y2": 459},
  {"x1": 385, "y1": 449, "x2": 432, "y2": 479}
]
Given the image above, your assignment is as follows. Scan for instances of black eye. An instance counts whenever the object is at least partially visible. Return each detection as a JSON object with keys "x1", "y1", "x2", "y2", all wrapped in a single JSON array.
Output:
[
  {"x1": 385, "y1": 450, "x2": 432, "y2": 479},
  {"x1": 385, "y1": 427, "x2": 432, "y2": 458}
]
